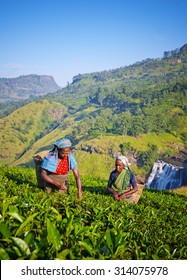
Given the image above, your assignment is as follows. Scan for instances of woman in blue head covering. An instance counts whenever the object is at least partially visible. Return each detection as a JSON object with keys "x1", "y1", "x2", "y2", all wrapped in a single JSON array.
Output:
[
  {"x1": 107, "y1": 156, "x2": 138, "y2": 203},
  {"x1": 40, "y1": 138, "x2": 82, "y2": 199}
]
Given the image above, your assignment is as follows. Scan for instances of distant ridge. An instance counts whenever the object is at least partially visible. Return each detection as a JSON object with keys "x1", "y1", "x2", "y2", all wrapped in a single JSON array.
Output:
[{"x1": 0, "y1": 74, "x2": 61, "y2": 102}]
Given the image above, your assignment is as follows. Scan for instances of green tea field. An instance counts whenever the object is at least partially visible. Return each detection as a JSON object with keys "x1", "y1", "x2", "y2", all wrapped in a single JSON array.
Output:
[{"x1": 0, "y1": 166, "x2": 186, "y2": 260}]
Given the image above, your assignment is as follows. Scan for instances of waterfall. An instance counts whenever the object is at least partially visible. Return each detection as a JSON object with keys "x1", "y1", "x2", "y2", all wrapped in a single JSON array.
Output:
[{"x1": 145, "y1": 160, "x2": 186, "y2": 190}]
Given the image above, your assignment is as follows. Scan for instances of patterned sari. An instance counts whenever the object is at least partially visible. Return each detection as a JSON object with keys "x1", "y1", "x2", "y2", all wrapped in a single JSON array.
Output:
[{"x1": 111, "y1": 169, "x2": 130, "y2": 195}]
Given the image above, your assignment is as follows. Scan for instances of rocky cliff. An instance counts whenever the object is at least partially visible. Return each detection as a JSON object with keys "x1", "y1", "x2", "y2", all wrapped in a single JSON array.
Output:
[{"x1": 0, "y1": 74, "x2": 61, "y2": 101}]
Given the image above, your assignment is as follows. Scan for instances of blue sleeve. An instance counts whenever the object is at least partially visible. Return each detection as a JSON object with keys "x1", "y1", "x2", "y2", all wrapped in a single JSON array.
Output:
[
  {"x1": 130, "y1": 171, "x2": 137, "y2": 188},
  {"x1": 107, "y1": 170, "x2": 116, "y2": 188},
  {"x1": 69, "y1": 152, "x2": 78, "y2": 170}
]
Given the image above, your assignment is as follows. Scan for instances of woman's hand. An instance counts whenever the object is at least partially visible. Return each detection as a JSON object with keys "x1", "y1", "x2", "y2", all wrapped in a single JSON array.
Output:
[
  {"x1": 119, "y1": 193, "x2": 126, "y2": 201},
  {"x1": 113, "y1": 192, "x2": 120, "y2": 200},
  {"x1": 119, "y1": 185, "x2": 138, "y2": 200},
  {"x1": 58, "y1": 183, "x2": 67, "y2": 191},
  {"x1": 78, "y1": 191, "x2": 83, "y2": 200}
]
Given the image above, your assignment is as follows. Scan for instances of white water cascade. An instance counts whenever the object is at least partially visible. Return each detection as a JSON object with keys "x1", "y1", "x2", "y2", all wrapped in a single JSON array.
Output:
[{"x1": 145, "y1": 160, "x2": 186, "y2": 190}]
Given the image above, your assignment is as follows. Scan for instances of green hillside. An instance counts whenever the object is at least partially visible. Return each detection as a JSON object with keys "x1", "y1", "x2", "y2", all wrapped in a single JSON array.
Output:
[
  {"x1": 3, "y1": 103, "x2": 184, "y2": 179},
  {"x1": 0, "y1": 44, "x2": 186, "y2": 178},
  {"x1": 0, "y1": 100, "x2": 67, "y2": 165}
]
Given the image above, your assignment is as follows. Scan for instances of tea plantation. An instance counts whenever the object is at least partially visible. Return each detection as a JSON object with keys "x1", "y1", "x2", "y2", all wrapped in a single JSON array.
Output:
[{"x1": 0, "y1": 166, "x2": 186, "y2": 260}]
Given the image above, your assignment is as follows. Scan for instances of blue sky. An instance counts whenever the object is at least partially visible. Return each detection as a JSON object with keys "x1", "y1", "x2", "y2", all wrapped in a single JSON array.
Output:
[{"x1": 0, "y1": 0, "x2": 187, "y2": 87}]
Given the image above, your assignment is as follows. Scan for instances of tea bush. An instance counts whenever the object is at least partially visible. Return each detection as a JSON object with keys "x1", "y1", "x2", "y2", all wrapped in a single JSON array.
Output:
[{"x1": 0, "y1": 166, "x2": 186, "y2": 260}]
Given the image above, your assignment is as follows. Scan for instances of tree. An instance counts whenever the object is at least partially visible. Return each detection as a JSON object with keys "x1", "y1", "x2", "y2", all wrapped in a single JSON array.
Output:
[
  {"x1": 163, "y1": 51, "x2": 171, "y2": 59},
  {"x1": 138, "y1": 143, "x2": 158, "y2": 170},
  {"x1": 96, "y1": 87, "x2": 107, "y2": 108}
]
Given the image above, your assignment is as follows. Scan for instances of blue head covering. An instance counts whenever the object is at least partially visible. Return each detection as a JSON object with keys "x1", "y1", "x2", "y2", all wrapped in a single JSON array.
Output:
[
  {"x1": 54, "y1": 138, "x2": 72, "y2": 149},
  {"x1": 41, "y1": 138, "x2": 77, "y2": 172}
]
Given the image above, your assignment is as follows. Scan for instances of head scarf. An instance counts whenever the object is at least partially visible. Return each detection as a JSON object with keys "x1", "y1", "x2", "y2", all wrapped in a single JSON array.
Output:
[
  {"x1": 54, "y1": 138, "x2": 72, "y2": 149},
  {"x1": 116, "y1": 155, "x2": 131, "y2": 170}
]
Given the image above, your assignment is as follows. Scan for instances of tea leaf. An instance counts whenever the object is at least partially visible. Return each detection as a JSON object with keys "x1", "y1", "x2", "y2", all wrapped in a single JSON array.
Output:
[
  {"x1": 0, "y1": 248, "x2": 10, "y2": 260},
  {"x1": 106, "y1": 230, "x2": 115, "y2": 253},
  {"x1": 15, "y1": 212, "x2": 39, "y2": 236},
  {"x1": 8, "y1": 212, "x2": 24, "y2": 223},
  {"x1": 46, "y1": 218, "x2": 62, "y2": 251},
  {"x1": 11, "y1": 237, "x2": 31, "y2": 256},
  {"x1": 0, "y1": 223, "x2": 11, "y2": 238},
  {"x1": 79, "y1": 241, "x2": 93, "y2": 256},
  {"x1": 57, "y1": 249, "x2": 71, "y2": 260},
  {"x1": 24, "y1": 232, "x2": 34, "y2": 246}
]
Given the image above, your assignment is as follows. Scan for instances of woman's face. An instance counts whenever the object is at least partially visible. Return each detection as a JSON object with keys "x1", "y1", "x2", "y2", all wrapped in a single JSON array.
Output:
[
  {"x1": 58, "y1": 147, "x2": 71, "y2": 159},
  {"x1": 115, "y1": 159, "x2": 124, "y2": 173}
]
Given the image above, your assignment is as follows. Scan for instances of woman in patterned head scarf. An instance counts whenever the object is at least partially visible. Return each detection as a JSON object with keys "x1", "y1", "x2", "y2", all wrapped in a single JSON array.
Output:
[
  {"x1": 40, "y1": 138, "x2": 82, "y2": 199},
  {"x1": 107, "y1": 155, "x2": 138, "y2": 203}
]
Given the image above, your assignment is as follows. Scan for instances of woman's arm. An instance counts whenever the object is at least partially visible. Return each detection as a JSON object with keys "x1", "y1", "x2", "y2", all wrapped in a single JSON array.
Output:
[
  {"x1": 72, "y1": 168, "x2": 83, "y2": 199},
  {"x1": 107, "y1": 171, "x2": 120, "y2": 200},
  {"x1": 41, "y1": 169, "x2": 67, "y2": 191}
]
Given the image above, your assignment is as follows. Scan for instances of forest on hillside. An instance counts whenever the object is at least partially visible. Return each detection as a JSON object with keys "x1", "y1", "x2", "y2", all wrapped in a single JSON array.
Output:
[
  {"x1": 1, "y1": 44, "x2": 186, "y2": 137},
  {"x1": 0, "y1": 44, "x2": 186, "y2": 171}
]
